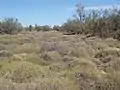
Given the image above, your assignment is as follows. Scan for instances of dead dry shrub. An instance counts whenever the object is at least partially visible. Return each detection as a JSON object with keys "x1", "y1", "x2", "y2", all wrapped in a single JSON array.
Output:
[
  {"x1": 41, "y1": 51, "x2": 62, "y2": 62},
  {"x1": 40, "y1": 42, "x2": 70, "y2": 56}
]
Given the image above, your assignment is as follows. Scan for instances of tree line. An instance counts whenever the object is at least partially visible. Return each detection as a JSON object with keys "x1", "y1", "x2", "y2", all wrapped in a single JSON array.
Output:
[
  {"x1": 61, "y1": 3, "x2": 120, "y2": 39},
  {"x1": 0, "y1": 3, "x2": 120, "y2": 40}
]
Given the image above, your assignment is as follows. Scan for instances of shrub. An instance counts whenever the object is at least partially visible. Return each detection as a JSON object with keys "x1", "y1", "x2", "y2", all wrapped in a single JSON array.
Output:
[
  {"x1": 49, "y1": 63, "x2": 66, "y2": 72},
  {"x1": 0, "y1": 17, "x2": 23, "y2": 34},
  {"x1": 34, "y1": 25, "x2": 52, "y2": 31},
  {"x1": 41, "y1": 51, "x2": 62, "y2": 62},
  {"x1": 94, "y1": 72, "x2": 120, "y2": 90},
  {"x1": 85, "y1": 37, "x2": 108, "y2": 52},
  {"x1": 9, "y1": 53, "x2": 27, "y2": 62},
  {"x1": 0, "y1": 50, "x2": 13, "y2": 58},
  {"x1": 0, "y1": 44, "x2": 6, "y2": 50},
  {"x1": 26, "y1": 54, "x2": 49, "y2": 66},
  {"x1": 70, "y1": 47, "x2": 90, "y2": 58},
  {"x1": 104, "y1": 38, "x2": 120, "y2": 48},
  {"x1": 106, "y1": 58, "x2": 120, "y2": 71},
  {"x1": 13, "y1": 44, "x2": 37, "y2": 54},
  {"x1": 75, "y1": 71, "x2": 100, "y2": 90},
  {"x1": 0, "y1": 77, "x2": 77, "y2": 90},
  {"x1": 52, "y1": 25, "x2": 60, "y2": 31},
  {"x1": 0, "y1": 35, "x2": 19, "y2": 45},
  {"x1": 40, "y1": 42, "x2": 70, "y2": 56},
  {"x1": 10, "y1": 62, "x2": 41, "y2": 83},
  {"x1": 95, "y1": 48, "x2": 120, "y2": 59},
  {"x1": 61, "y1": 3, "x2": 120, "y2": 41},
  {"x1": 61, "y1": 19, "x2": 84, "y2": 34}
]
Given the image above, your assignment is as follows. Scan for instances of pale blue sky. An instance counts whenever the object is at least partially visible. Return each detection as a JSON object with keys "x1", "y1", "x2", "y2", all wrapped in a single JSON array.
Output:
[{"x1": 0, "y1": 0, "x2": 119, "y2": 26}]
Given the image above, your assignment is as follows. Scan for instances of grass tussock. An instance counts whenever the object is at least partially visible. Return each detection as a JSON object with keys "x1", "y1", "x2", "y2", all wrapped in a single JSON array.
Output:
[{"x1": 0, "y1": 31, "x2": 120, "y2": 90}]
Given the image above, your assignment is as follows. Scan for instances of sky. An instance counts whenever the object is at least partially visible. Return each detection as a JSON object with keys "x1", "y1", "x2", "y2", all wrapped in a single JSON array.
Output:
[{"x1": 0, "y1": 0, "x2": 120, "y2": 26}]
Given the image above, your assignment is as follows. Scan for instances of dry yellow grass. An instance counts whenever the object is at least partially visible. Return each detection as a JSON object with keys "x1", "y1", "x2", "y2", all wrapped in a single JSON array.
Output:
[{"x1": 0, "y1": 31, "x2": 120, "y2": 90}]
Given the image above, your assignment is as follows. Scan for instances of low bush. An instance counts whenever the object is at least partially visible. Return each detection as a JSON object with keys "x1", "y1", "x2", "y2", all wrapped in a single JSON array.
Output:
[
  {"x1": 0, "y1": 50, "x2": 13, "y2": 58},
  {"x1": 10, "y1": 62, "x2": 41, "y2": 83},
  {"x1": 41, "y1": 51, "x2": 62, "y2": 62},
  {"x1": 40, "y1": 42, "x2": 70, "y2": 55},
  {"x1": 13, "y1": 44, "x2": 37, "y2": 54}
]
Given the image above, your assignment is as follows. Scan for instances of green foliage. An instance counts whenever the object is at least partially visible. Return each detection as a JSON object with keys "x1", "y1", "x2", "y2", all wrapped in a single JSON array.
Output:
[
  {"x1": 53, "y1": 25, "x2": 60, "y2": 31},
  {"x1": 28, "y1": 25, "x2": 33, "y2": 31},
  {"x1": 34, "y1": 24, "x2": 52, "y2": 31}
]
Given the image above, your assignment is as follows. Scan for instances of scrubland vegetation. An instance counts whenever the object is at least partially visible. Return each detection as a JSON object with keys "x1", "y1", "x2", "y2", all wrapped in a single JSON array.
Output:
[{"x1": 0, "y1": 3, "x2": 120, "y2": 90}]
